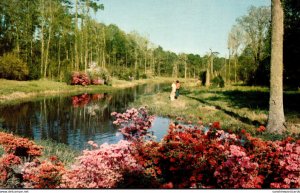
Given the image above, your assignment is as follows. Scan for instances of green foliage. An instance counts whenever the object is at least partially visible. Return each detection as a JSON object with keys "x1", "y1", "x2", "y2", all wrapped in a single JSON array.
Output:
[
  {"x1": 141, "y1": 73, "x2": 147, "y2": 79},
  {"x1": 211, "y1": 75, "x2": 225, "y2": 88},
  {"x1": 135, "y1": 70, "x2": 140, "y2": 80},
  {"x1": 0, "y1": 53, "x2": 29, "y2": 80}
]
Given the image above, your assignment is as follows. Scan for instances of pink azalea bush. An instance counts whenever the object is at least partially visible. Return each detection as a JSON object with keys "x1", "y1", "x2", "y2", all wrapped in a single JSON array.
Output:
[
  {"x1": 60, "y1": 140, "x2": 142, "y2": 188},
  {"x1": 214, "y1": 145, "x2": 264, "y2": 188},
  {"x1": 21, "y1": 157, "x2": 65, "y2": 188},
  {"x1": 71, "y1": 71, "x2": 90, "y2": 86},
  {"x1": 111, "y1": 107, "x2": 155, "y2": 141}
]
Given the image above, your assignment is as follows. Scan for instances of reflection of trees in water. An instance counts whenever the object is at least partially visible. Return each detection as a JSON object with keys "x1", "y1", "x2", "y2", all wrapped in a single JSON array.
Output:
[
  {"x1": 0, "y1": 94, "x2": 115, "y2": 145},
  {"x1": 0, "y1": 103, "x2": 34, "y2": 138},
  {"x1": 0, "y1": 83, "x2": 168, "y2": 149}
]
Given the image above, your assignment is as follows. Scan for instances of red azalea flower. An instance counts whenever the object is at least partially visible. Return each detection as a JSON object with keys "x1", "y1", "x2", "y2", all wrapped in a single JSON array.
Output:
[
  {"x1": 212, "y1": 122, "x2": 221, "y2": 129},
  {"x1": 190, "y1": 176, "x2": 196, "y2": 182},
  {"x1": 197, "y1": 174, "x2": 203, "y2": 181},
  {"x1": 169, "y1": 166, "x2": 177, "y2": 171},
  {"x1": 162, "y1": 182, "x2": 173, "y2": 189},
  {"x1": 257, "y1": 126, "x2": 266, "y2": 132}
]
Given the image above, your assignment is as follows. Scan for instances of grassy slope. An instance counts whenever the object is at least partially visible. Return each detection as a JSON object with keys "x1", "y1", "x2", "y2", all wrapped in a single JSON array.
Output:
[{"x1": 128, "y1": 81, "x2": 300, "y2": 139}]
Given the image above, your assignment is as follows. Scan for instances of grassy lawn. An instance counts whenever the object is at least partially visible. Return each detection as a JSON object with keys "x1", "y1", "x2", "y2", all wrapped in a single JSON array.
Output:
[{"x1": 128, "y1": 81, "x2": 300, "y2": 140}]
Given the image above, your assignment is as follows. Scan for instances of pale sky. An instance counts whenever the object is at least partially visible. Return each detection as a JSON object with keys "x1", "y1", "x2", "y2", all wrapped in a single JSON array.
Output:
[{"x1": 94, "y1": 0, "x2": 271, "y2": 57}]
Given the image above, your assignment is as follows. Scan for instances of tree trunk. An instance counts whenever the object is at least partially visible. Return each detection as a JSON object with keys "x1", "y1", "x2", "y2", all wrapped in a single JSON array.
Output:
[
  {"x1": 40, "y1": 0, "x2": 45, "y2": 77},
  {"x1": 224, "y1": 57, "x2": 227, "y2": 83},
  {"x1": 205, "y1": 59, "x2": 210, "y2": 87},
  {"x1": 267, "y1": 0, "x2": 285, "y2": 133},
  {"x1": 184, "y1": 56, "x2": 187, "y2": 79},
  {"x1": 74, "y1": 0, "x2": 79, "y2": 71},
  {"x1": 234, "y1": 55, "x2": 237, "y2": 83},
  {"x1": 44, "y1": 25, "x2": 52, "y2": 78},
  {"x1": 102, "y1": 27, "x2": 106, "y2": 68}
]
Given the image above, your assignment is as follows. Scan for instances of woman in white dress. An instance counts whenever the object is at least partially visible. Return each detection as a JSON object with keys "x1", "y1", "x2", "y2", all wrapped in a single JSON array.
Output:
[{"x1": 170, "y1": 81, "x2": 177, "y2": 101}]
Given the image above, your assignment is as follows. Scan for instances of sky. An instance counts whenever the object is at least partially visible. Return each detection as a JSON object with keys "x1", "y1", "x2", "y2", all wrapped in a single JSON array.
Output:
[{"x1": 94, "y1": 0, "x2": 271, "y2": 57}]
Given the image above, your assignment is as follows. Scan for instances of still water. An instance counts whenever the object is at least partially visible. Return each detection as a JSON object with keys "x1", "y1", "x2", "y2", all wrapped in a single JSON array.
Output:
[{"x1": 0, "y1": 84, "x2": 170, "y2": 150}]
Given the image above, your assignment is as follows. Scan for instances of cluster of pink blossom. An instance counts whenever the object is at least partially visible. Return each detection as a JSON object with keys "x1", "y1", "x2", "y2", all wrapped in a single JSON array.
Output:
[
  {"x1": 21, "y1": 158, "x2": 65, "y2": 188},
  {"x1": 111, "y1": 107, "x2": 155, "y2": 141},
  {"x1": 71, "y1": 71, "x2": 90, "y2": 86},
  {"x1": 214, "y1": 145, "x2": 263, "y2": 188},
  {"x1": 269, "y1": 141, "x2": 300, "y2": 188},
  {"x1": 60, "y1": 140, "x2": 142, "y2": 188}
]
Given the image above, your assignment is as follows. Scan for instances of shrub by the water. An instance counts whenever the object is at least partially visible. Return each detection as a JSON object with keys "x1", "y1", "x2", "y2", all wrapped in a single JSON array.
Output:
[
  {"x1": 70, "y1": 71, "x2": 90, "y2": 86},
  {"x1": 0, "y1": 53, "x2": 29, "y2": 80},
  {"x1": 87, "y1": 62, "x2": 111, "y2": 85}
]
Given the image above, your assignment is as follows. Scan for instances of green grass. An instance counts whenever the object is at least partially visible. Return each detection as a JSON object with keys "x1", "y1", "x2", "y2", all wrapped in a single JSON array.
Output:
[
  {"x1": 36, "y1": 139, "x2": 80, "y2": 167},
  {"x1": 128, "y1": 83, "x2": 300, "y2": 140},
  {"x1": 128, "y1": 91, "x2": 256, "y2": 134},
  {"x1": 184, "y1": 84, "x2": 300, "y2": 132}
]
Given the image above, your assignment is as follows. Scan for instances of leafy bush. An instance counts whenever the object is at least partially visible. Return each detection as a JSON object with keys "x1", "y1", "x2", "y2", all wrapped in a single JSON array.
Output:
[
  {"x1": 110, "y1": 67, "x2": 134, "y2": 81},
  {"x1": 0, "y1": 53, "x2": 29, "y2": 80},
  {"x1": 211, "y1": 75, "x2": 225, "y2": 88},
  {"x1": 87, "y1": 62, "x2": 111, "y2": 85}
]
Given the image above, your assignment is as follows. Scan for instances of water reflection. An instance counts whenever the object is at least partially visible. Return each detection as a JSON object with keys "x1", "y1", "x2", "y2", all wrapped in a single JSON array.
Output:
[{"x1": 0, "y1": 84, "x2": 169, "y2": 150}]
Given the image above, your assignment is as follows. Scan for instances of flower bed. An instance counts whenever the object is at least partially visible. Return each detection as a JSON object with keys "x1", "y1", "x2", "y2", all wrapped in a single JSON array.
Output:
[{"x1": 0, "y1": 108, "x2": 299, "y2": 188}]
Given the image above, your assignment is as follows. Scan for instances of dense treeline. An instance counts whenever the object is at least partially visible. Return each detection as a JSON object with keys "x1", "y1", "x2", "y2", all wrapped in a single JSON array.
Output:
[
  {"x1": 0, "y1": 0, "x2": 207, "y2": 82},
  {"x1": 0, "y1": 0, "x2": 298, "y2": 87}
]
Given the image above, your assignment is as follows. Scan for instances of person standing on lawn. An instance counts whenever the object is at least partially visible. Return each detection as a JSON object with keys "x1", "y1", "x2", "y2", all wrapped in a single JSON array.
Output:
[
  {"x1": 170, "y1": 81, "x2": 177, "y2": 101},
  {"x1": 175, "y1": 80, "x2": 180, "y2": 99}
]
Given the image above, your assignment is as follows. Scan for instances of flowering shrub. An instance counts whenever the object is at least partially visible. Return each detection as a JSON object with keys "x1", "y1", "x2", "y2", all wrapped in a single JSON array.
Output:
[
  {"x1": 111, "y1": 107, "x2": 155, "y2": 141},
  {"x1": 241, "y1": 132, "x2": 300, "y2": 188},
  {"x1": 22, "y1": 157, "x2": 65, "y2": 188},
  {"x1": 214, "y1": 145, "x2": 264, "y2": 188},
  {"x1": 268, "y1": 141, "x2": 300, "y2": 188},
  {"x1": 0, "y1": 154, "x2": 22, "y2": 188},
  {"x1": 91, "y1": 78, "x2": 104, "y2": 85},
  {"x1": 132, "y1": 116, "x2": 300, "y2": 189},
  {"x1": 71, "y1": 71, "x2": 90, "y2": 86},
  {"x1": 60, "y1": 140, "x2": 142, "y2": 188},
  {"x1": 87, "y1": 62, "x2": 111, "y2": 85},
  {"x1": 0, "y1": 132, "x2": 42, "y2": 158}
]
